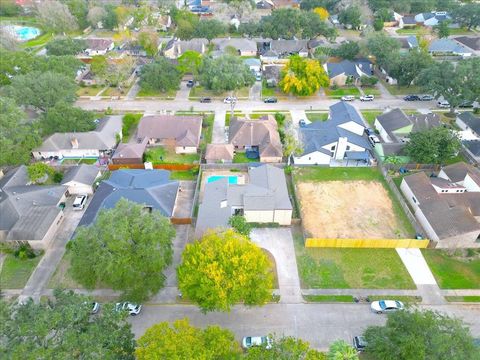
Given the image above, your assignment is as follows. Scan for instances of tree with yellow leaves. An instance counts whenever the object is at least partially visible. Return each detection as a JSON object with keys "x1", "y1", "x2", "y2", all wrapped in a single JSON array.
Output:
[
  {"x1": 177, "y1": 229, "x2": 273, "y2": 313},
  {"x1": 313, "y1": 7, "x2": 329, "y2": 21},
  {"x1": 280, "y1": 55, "x2": 329, "y2": 96}
]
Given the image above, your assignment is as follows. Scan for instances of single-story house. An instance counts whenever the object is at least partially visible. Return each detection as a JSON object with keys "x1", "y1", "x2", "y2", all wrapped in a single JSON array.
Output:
[
  {"x1": 122, "y1": 43, "x2": 148, "y2": 57},
  {"x1": 260, "y1": 39, "x2": 309, "y2": 61},
  {"x1": 213, "y1": 38, "x2": 257, "y2": 57},
  {"x1": 229, "y1": 115, "x2": 283, "y2": 163},
  {"x1": 78, "y1": 169, "x2": 179, "y2": 227},
  {"x1": 205, "y1": 144, "x2": 234, "y2": 164},
  {"x1": 456, "y1": 112, "x2": 480, "y2": 139},
  {"x1": 84, "y1": 38, "x2": 114, "y2": 56},
  {"x1": 0, "y1": 166, "x2": 67, "y2": 249},
  {"x1": 163, "y1": 38, "x2": 208, "y2": 58},
  {"x1": 400, "y1": 162, "x2": 480, "y2": 248},
  {"x1": 256, "y1": 0, "x2": 274, "y2": 9},
  {"x1": 244, "y1": 58, "x2": 261, "y2": 73},
  {"x1": 137, "y1": 115, "x2": 203, "y2": 154},
  {"x1": 111, "y1": 138, "x2": 148, "y2": 165},
  {"x1": 428, "y1": 38, "x2": 472, "y2": 58},
  {"x1": 398, "y1": 15, "x2": 417, "y2": 28},
  {"x1": 294, "y1": 102, "x2": 372, "y2": 166},
  {"x1": 61, "y1": 164, "x2": 101, "y2": 195},
  {"x1": 32, "y1": 116, "x2": 123, "y2": 160},
  {"x1": 195, "y1": 164, "x2": 292, "y2": 237},
  {"x1": 263, "y1": 64, "x2": 283, "y2": 87},
  {"x1": 78, "y1": 70, "x2": 96, "y2": 86},
  {"x1": 324, "y1": 59, "x2": 373, "y2": 86},
  {"x1": 414, "y1": 11, "x2": 451, "y2": 27},
  {"x1": 454, "y1": 36, "x2": 480, "y2": 55}
]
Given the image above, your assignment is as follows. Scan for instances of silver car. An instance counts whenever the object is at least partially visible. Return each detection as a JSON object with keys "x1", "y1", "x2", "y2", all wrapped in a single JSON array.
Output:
[{"x1": 371, "y1": 300, "x2": 404, "y2": 314}]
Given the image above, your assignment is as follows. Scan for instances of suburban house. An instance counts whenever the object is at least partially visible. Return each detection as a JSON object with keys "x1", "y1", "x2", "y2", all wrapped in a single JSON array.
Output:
[
  {"x1": 256, "y1": 0, "x2": 274, "y2": 9},
  {"x1": 294, "y1": 102, "x2": 372, "y2": 166},
  {"x1": 259, "y1": 39, "x2": 309, "y2": 62},
  {"x1": 456, "y1": 112, "x2": 480, "y2": 162},
  {"x1": 414, "y1": 11, "x2": 451, "y2": 26},
  {"x1": 213, "y1": 38, "x2": 257, "y2": 56},
  {"x1": 0, "y1": 166, "x2": 67, "y2": 249},
  {"x1": 229, "y1": 115, "x2": 283, "y2": 163},
  {"x1": 256, "y1": 0, "x2": 299, "y2": 9},
  {"x1": 205, "y1": 144, "x2": 234, "y2": 164},
  {"x1": 398, "y1": 14, "x2": 417, "y2": 28},
  {"x1": 454, "y1": 36, "x2": 480, "y2": 56},
  {"x1": 61, "y1": 164, "x2": 101, "y2": 195},
  {"x1": 324, "y1": 59, "x2": 373, "y2": 86},
  {"x1": 137, "y1": 115, "x2": 203, "y2": 154},
  {"x1": 244, "y1": 58, "x2": 261, "y2": 73},
  {"x1": 195, "y1": 165, "x2": 292, "y2": 237},
  {"x1": 428, "y1": 38, "x2": 472, "y2": 58},
  {"x1": 111, "y1": 138, "x2": 148, "y2": 165},
  {"x1": 84, "y1": 38, "x2": 114, "y2": 56},
  {"x1": 263, "y1": 64, "x2": 283, "y2": 86},
  {"x1": 32, "y1": 116, "x2": 123, "y2": 161},
  {"x1": 400, "y1": 162, "x2": 480, "y2": 248},
  {"x1": 163, "y1": 38, "x2": 208, "y2": 58},
  {"x1": 78, "y1": 169, "x2": 179, "y2": 227}
]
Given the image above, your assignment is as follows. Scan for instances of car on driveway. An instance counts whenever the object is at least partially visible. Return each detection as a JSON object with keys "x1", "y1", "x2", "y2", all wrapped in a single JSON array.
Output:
[
  {"x1": 420, "y1": 94, "x2": 434, "y2": 101},
  {"x1": 73, "y1": 195, "x2": 88, "y2": 210},
  {"x1": 404, "y1": 95, "x2": 420, "y2": 101},
  {"x1": 199, "y1": 97, "x2": 211, "y2": 103},
  {"x1": 437, "y1": 100, "x2": 450, "y2": 108},
  {"x1": 341, "y1": 95, "x2": 355, "y2": 101},
  {"x1": 224, "y1": 96, "x2": 237, "y2": 104},
  {"x1": 242, "y1": 336, "x2": 272, "y2": 349},
  {"x1": 360, "y1": 95, "x2": 374, "y2": 102},
  {"x1": 115, "y1": 302, "x2": 142, "y2": 316},
  {"x1": 371, "y1": 300, "x2": 404, "y2": 314},
  {"x1": 186, "y1": 80, "x2": 195, "y2": 88},
  {"x1": 263, "y1": 97, "x2": 277, "y2": 103},
  {"x1": 353, "y1": 336, "x2": 367, "y2": 352},
  {"x1": 299, "y1": 119, "x2": 307, "y2": 127},
  {"x1": 368, "y1": 134, "x2": 380, "y2": 146}
]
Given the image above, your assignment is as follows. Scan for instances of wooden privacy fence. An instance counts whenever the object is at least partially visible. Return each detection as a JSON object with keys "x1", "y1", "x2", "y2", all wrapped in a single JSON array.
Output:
[
  {"x1": 305, "y1": 238, "x2": 430, "y2": 248},
  {"x1": 108, "y1": 163, "x2": 198, "y2": 171},
  {"x1": 171, "y1": 218, "x2": 192, "y2": 225}
]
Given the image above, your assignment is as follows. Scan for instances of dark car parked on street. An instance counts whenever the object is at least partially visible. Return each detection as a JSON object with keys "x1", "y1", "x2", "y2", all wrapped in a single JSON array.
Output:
[
  {"x1": 404, "y1": 95, "x2": 420, "y2": 101},
  {"x1": 263, "y1": 97, "x2": 277, "y2": 103},
  {"x1": 200, "y1": 97, "x2": 212, "y2": 103}
]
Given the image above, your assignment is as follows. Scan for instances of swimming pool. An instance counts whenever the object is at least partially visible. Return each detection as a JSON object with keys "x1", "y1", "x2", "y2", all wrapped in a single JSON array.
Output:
[
  {"x1": 3, "y1": 25, "x2": 41, "y2": 41},
  {"x1": 207, "y1": 175, "x2": 238, "y2": 184}
]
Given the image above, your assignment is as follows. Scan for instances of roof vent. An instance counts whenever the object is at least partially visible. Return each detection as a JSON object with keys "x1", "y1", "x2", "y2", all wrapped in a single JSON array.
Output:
[{"x1": 220, "y1": 200, "x2": 227, "y2": 208}]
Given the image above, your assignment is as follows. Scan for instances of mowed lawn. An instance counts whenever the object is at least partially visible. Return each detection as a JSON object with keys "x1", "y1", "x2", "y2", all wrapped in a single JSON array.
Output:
[
  {"x1": 144, "y1": 147, "x2": 199, "y2": 164},
  {"x1": 294, "y1": 235, "x2": 415, "y2": 289},
  {"x1": 422, "y1": 250, "x2": 480, "y2": 289},
  {"x1": 0, "y1": 254, "x2": 42, "y2": 289}
]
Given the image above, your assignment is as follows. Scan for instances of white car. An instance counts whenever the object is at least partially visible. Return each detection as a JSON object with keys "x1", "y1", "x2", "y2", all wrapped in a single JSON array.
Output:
[
  {"x1": 360, "y1": 95, "x2": 375, "y2": 102},
  {"x1": 437, "y1": 100, "x2": 450, "y2": 108},
  {"x1": 341, "y1": 95, "x2": 355, "y2": 101},
  {"x1": 368, "y1": 134, "x2": 380, "y2": 146},
  {"x1": 91, "y1": 302, "x2": 100, "y2": 314},
  {"x1": 115, "y1": 302, "x2": 142, "y2": 316},
  {"x1": 73, "y1": 195, "x2": 88, "y2": 210},
  {"x1": 224, "y1": 96, "x2": 237, "y2": 104},
  {"x1": 242, "y1": 336, "x2": 272, "y2": 349},
  {"x1": 371, "y1": 300, "x2": 404, "y2": 314}
]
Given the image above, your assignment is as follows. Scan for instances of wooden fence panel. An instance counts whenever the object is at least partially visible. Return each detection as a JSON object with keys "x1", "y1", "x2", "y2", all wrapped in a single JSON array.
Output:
[
  {"x1": 171, "y1": 218, "x2": 192, "y2": 225},
  {"x1": 108, "y1": 164, "x2": 198, "y2": 171},
  {"x1": 305, "y1": 238, "x2": 430, "y2": 248}
]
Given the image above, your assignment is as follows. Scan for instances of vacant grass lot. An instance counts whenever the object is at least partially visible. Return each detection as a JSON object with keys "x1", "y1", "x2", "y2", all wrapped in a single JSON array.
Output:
[
  {"x1": 137, "y1": 88, "x2": 176, "y2": 99},
  {"x1": 324, "y1": 87, "x2": 361, "y2": 98},
  {"x1": 0, "y1": 255, "x2": 42, "y2": 289},
  {"x1": 306, "y1": 112, "x2": 329, "y2": 122},
  {"x1": 381, "y1": 79, "x2": 423, "y2": 96},
  {"x1": 190, "y1": 85, "x2": 250, "y2": 99},
  {"x1": 144, "y1": 147, "x2": 199, "y2": 164},
  {"x1": 294, "y1": 235, "x2": 415, "y2": 289},
  {"x1": 422, "y1": 250, "x2": 480, "y2": 289},
  {"x1": 76, "y1": 86, "x2": 101, "y2": 96},
  {"x1": 361, "y1": 110, "x2": 382, "y2": 126}
]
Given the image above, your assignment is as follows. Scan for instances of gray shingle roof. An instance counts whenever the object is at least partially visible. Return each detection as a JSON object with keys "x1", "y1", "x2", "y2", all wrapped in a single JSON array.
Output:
[
  {"x1": 376, "y1": 108, "x2": 411, "y2": 132},
  {"x1": 463, "y1": 140, "x2": 480, "y2": 156},
  {"x1": 429, "y1": 38, "x2": 471, "y2": 54},
  {"x1": 458, "y1": 112, "x2": 480, "y2": 135},
  {"x1": 454, "y1": 36, "x2": 480, "y2": 51},
  {"x1": 61, "y1": 164, "x2": 100, "y2": 186},
  {"x1": 326, "y1": 59, "x2": 372, "y2": 78}
]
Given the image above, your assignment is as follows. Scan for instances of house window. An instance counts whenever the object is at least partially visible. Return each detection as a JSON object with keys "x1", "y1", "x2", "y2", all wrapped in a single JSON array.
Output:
[
  {"x1": 331, "y1": 145, "x2": 336, "y2": 151},
  {"x1": 308, "y1": 157, "x2": 311, "y2": 160},
  {"x1": 412, "y1": 197, "x2": 417, "y2": 203},
  {"x1": 346, "y1": 146, "x2": 350, "y2": 151}
]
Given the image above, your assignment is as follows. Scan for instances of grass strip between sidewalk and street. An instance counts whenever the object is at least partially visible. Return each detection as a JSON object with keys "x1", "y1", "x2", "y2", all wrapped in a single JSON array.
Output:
[
  {"x1": 445, "y1": 296, "x2": 480, "y2": 303},
  {"x1": 303, "y1": 295, "x2": 355, "y2": 303}
]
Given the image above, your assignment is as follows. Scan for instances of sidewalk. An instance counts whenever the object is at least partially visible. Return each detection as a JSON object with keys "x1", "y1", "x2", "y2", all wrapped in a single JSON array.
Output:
[{"x1": 212, "y1": 109, "x2": 226, "y2": 143}]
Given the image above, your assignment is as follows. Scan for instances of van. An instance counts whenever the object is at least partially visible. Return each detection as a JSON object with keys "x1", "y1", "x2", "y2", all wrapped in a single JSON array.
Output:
[{"x1": 73, "y1": 195, "x2": 88, "y2": 210}]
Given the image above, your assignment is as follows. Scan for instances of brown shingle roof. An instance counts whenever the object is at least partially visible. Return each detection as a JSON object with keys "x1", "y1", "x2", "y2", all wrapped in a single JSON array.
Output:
[
  {"x1": 86, "y1": 38, "x2": 113, "y2": 51},
  {"x1": 205, "y1": 144, "x2": 234, "y2": 161},
  {"x1": 112, "y1": 138, "x2": 148, "y2": 160},
  {"x1": 442, "y1": 162, "x2": 480, "y2": 184}
]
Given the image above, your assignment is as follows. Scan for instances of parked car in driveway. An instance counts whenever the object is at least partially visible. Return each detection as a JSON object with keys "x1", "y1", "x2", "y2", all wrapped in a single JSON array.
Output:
[
  {"x1": 404, "y1": 95, "x2": 420, "y2": 101},
  {"x1": 365, "y1": 128, "x2": 375, "y2": 136},
  {"x1": 371, "y1": 300, "x2": 404, "y2": 314},
  {"x1": 420, "y1": 94, "x2": 434, "y2": 101},
  {"x1": 115, "y1": 302, "x2": 142, "y2": 316},
  {"x1": 186, "y1": 80, "x2": 195, "y2": 88},
  {"x1": 199, "y1": 97, "x2": 211, "y2": 103},
  {"x1": 353, "y1": 336, "x2": 367, "y2": 352},
  {"x1": 341, "y1": 95, "x2": 355, "y2": 101},
  {"x1": 368, "y1": 134, "x2": 380, "y2": 146},
  {"x1": 360, "y1": 95, "x2": 374, "y2": 102},
  {"x1": 224, "y1": 96, "x2": 237, "y2": 104},
  {"x1": 263, "y1": 97, "x2": 277, "y2": 103},
  {"x1": 73, "y1": 195, "x2": 88, "y2": 210},
  {"x1": 242, "y1": 336, "x2": 272, "y2": 349}
]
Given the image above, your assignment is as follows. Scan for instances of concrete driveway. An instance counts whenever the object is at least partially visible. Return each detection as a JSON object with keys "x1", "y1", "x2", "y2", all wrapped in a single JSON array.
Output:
[
  {"x1": 212, "y1": 109, "x2": 227, "y2": 143},
  {"x1": 250, "y1": 228, "x2": 302, "y2": 304},
  {"x1": 289, "y1": 109, "x2": 308, "y2": 142}
]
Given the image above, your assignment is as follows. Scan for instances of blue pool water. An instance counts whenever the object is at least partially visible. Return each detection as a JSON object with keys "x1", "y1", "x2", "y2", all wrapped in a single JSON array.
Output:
[
  {"x1": 4, "y1": 25, "x2": 41, "y2": 41},
  {"x1": 207, "y1": 175, "x2": 238, "y2": 184}
]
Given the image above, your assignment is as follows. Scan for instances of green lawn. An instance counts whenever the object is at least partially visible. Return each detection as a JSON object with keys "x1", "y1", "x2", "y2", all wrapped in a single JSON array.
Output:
[
  {"x1": 324, "y1": 87, "x2": 361, "y2": 99},
  {"x1": 144, "y1": 147, "x2": 199, "y2": 164},
  {"x1": 233, "y1": 152, "x2": 259, "y2": 163},
  {"x1": 170, "y1": 170, "x2": 199, "y2": 181},
  {"x1": 262, "y1": 81, "x2": 277, "y2": 97},
  {"x1": 381, "y1": 79, "x2": 423, "y2": 96},
  {"x1": 445, "y1": 296, "x2": 480, "y2": 302},
  {"x1": 294, "y1": 235, "x2": 415, "y2": 289},
  {"x1": 122, "y1": 113, "x2": 142, "y2": 143},
  {"x1": 21, "y1": 32, "x2": 53, "y2": 48},
  {"x1": 303, "y1": 295, "x2": 355, "y2": 302},
  {"x1": 137, "y1": 88, "x2": 176, "y2": 99},
  {"x1": 76, "y1": 86, "x2": 101, "y2": 96},
  {"x1": 102, "y1": 86, "x2": 130, "y2": 97},
  {"x1": 78, "y1": 158, "x2": 97, "y2": 164},
  {"x1": 362, "y1": 87, "x2": 381, "y2": 96},
  {"x1": 48, "y1": 251, "x2": 82, "y2": 289},
  {"x1": 225, "y1": 112, "x2": 245, "y2": 126},
  {"x1": 306, "y1": 112, "x2": 329, "y2": 122},
  {"x1": 0, "y1": 254, "x2": 42, "y2": 289},
  {"x1": 422, "y1": 250, "x2": 480, "y2": 289},
  {"x1": 190, "y1": 85, "x2": 250, "y2": 99},
  {"x1": 201, "y1": 114, "x2": 214, "y2": 146},
  {"x1": 396, "y1": 26, "x2": 473, "y2": 35},
  {"x1": 361, "y1": 110, "x2": 383, "y2": 127}
]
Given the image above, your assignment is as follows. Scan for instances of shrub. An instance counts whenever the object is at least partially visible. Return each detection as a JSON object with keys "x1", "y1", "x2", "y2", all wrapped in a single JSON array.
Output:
[
  {"x1": 53, "y1": 172, "x2": 63, "y2": 183},
  {"x1": 274, "y1": 112, "x2": 286, "y2": 126},
  {"x1": 14, "y1": 243, "x2": 36, "y2": 259}
]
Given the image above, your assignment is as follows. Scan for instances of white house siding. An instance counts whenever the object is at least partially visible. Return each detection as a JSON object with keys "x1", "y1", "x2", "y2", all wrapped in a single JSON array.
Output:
[
  {"x1": 294, "y1": 151, "x2": 331, "y2": 165},
  {"x1": 414, "y1": 207, "x2": 439, "y2": 242},
  {"x1": 437, "y1": 231, "x2": 480, "y2": 249},
  {"x1": 400, "y1": 179, "x2": 420, "y2": 211},
  {"x1": 33, "y1": 149, "x2": 100, "y2": 160},
  {"x1": 175, "y1": 146, "x2": 197, "y2": 154},
  {"x1": 245, "y1": 210, "x2": 275, "y2": 223},
  {"x1": 374, "y1": 118, "x2": 393, "y2": 143},
  {"x1": 464, "y1": 174, "x2": 480, "y2": 191},
  {"x1": 63, "y1": 182, "x2": 94, "y2": 195},
  {"x1": 273, "y1": 209, "x2": 292, "y2": 225},
  {"x1": 28, "y1": 211, "x2": 64, "y2": 250},
  {"x1": 338, "y1": 121, "x2": 365, "y2": 136},
  {"x1": 240, "y1": 50, "x2": 257, "y2": 57}
]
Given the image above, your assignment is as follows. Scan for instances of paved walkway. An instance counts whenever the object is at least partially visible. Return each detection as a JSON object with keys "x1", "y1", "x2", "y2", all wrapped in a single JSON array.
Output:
[
  {"x1": 249, "y1": 81, "x2": 261, "y2": 101},
  {"x1": 212, "y1": 109, "x2": 227, "y2": 143},
  {"x1": 289, "y1": 109, "x2": 308, "y2": 143},
  {"x1": 375, "y1": 80, "x2": 396, "y2": 100},
  {"x1": 250, "y1": 228, "x2": 303, "y2": 304},
  {"x1": 126, "y1": 79, "x2": 140, "y2": 100},
  {"x1": 175, "y1": 81, "x2": 191, "y2": 101}
]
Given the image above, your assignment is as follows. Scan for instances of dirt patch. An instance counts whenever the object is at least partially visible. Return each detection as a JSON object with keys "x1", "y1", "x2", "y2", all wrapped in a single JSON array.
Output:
[{"x1": 297, "y1": 181, "x2": 408, "y2": 239}]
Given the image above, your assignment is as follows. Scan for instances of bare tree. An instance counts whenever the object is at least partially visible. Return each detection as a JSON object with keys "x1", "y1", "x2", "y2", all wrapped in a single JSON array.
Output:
[{"x1": 37, "y1": 0, "x2": 78, "y2": 33}]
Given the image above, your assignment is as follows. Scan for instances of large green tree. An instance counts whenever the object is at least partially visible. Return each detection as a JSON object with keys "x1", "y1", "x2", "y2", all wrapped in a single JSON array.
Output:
[
  {"x1": 194, "y1": 19, "x2": 226, "y2": 41},
  {"x1": 46, "y1": 37, "x2": 87, "y2": 56},
  {"x1": 177, "y1": 229, "x2": 273, "y2": 313},
  {"x1": 39, "y1": 102, "x2": 96, "y2": 135},
  {"x1": 70, "y1": 199, "x2": 176, "y2": 302},
  {"x1": 332, "y1": 41, "x2": 360, "y2": 60},
  {"x1": 280, "y1": 55, "x2": 329, "y2": 96},
  {"x1": 6, "y1": 71, "x2": 77, "y2": 111},
  {"x1": 339, "y1": 6, "x2": 362, "y2": 29},
  {"x1": 177, "y1": 50, "x2": 202, "y2": 75},
  {"x1": 199, "y1": 55, "x2": 255, "y2": 92},
  {"x1": 405, "y1": 126, "x2": 461, "y2": 165},
  {"x1": 140, "y1": 58, "x2": 182, "y2": 93},
  {"x1": 327, "y1": 340, "x2": 358, "y2": 360},
  {"x1": 64, "y1": 0, "x2": 89, "y2": 29},
  {"x1": 366, "y1": 32, "x2": 401, "y2": 67},
  {"x1": 451, "y1": 3, "x2": 480, "y2": 30},
  {"x1": 37, "y1": 0, "x2": 78, "y2": 33},
  {"x1": 244, "y1": 336, "x2": 326, "y2": 360},
  {"x1": 300, "y1": 0, "x2": 339, "y2": 11},
  {"x1": 386, "y1": 49, "x2": 433, "y2": 87},
  {"x1": 0, "y1": 97, "x2": 41, "y2": 166},
  {"x1": 364, "y1": 308, "x2": 479, "y2": 360},
  {"x1": 135, "y1": 318, "x2": 242, "y2": 360},
  {"x1": 0, "y1": 289, "x2": 135, "y2": 359},
  {"x1": 417, "y1": 58, "x2": 480, "y2": 112}
]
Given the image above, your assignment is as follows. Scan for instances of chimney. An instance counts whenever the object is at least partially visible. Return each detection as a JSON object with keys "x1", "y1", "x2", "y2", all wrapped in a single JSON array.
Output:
[{"x1": 71, "y1": 137, "x2": 79, "y2": 149}]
